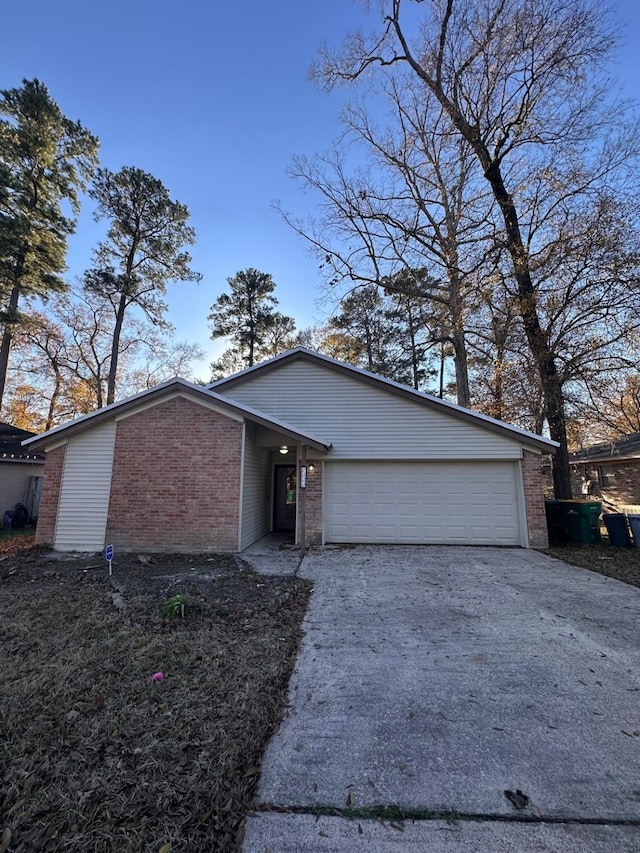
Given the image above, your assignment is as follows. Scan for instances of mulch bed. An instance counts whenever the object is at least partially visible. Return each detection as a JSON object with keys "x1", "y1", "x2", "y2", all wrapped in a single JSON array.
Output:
[
  {"x1": 0, "y1": 545, "x2": 311, "y2": 852},
  {"x1": 543, "y1": 541, "x2": 640, "y2": 588}
]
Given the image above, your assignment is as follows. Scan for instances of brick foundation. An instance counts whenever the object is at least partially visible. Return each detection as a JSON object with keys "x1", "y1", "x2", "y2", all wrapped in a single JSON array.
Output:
[
  {"x1": 106, "y1": 397, "x2": 243, "y2": 552},
  {"x1": 522, "y1": 449, "x2": 548, "y2": 548},
  {"x1": 35, "y1": 444, "x2": 66, "y2": 546}
]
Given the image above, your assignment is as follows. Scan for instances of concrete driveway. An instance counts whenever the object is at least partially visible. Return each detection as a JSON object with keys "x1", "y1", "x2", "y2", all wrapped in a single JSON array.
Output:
[{"x1": 243, "y1": 546, "x2": 640, "y2": 851}]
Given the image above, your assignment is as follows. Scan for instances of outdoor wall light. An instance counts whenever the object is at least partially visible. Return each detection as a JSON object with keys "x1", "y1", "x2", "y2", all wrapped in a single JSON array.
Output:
[
  {"x1": 279, "y1": 445, "x2": 289, "y2": 455},
  {"x1": 308, "y1": 464, "x2": 315, "y2": 472}
]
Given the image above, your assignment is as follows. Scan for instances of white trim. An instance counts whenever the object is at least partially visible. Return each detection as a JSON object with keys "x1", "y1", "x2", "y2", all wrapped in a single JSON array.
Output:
[
  {"x1": 321, "y1": 459, "x2": 326, "y2": 546},
  {"x1": 238, "y1": 421, "x2": 246, "y2": 552},
  {"x1": 515, "y1": 459, "x2": 530, "y2": 548},
  {"x1": 44, "y1": 438, "x2": 68, "y2": 453}
]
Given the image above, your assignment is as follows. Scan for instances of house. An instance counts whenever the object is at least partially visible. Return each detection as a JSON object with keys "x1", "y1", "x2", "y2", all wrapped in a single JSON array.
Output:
[
  {"x1": 1, "y1": 422, "x2": 45, "y2": 524},
  {"x1": 23, "y1": 348, "x2": 557, "y2": 552},
  {"x1": 570, "y1": 433, "x2": 640, "y2": 511}
]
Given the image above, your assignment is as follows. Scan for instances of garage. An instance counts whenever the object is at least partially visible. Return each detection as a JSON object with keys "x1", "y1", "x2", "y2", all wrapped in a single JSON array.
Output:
[{"x1": 324, "y1": 460, "x2": 523, "y2": 546}]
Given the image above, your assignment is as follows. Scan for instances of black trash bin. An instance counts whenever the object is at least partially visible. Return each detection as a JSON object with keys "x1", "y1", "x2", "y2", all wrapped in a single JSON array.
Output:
[
  {"x1": 603, "y1": 513, "x2": 631, "y2": 547},
  {"x1": 545, "y1": 500, "x2": 567, "y2": 545},
  {"x1": 627, "y1": 515, "x2": 640, "y2": 550}
]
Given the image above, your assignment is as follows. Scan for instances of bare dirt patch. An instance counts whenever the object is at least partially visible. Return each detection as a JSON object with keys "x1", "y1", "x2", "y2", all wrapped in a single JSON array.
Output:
[
  {"x1": 0, "y1": 547, "x2": 311, "y2": 852},
  {"x1": 543, "y1": 542, "x2": 640, "y2": 588}
]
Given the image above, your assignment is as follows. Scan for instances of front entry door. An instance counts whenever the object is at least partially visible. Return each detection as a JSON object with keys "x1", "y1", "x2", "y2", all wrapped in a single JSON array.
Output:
[{"x1": 274, "y1": 466, "x2": 297, "y2": 531}]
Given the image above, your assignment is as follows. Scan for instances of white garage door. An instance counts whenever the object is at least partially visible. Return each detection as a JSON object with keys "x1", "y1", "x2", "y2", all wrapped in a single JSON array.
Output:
[{"x1": 324, "y1": 461, "x2": 522, "y2": 546}]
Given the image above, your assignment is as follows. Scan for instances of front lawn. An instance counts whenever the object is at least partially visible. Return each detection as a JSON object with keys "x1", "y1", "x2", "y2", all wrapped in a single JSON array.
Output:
[{"x1": 0, "y1": 548, "x2": 310, "y2": 852}]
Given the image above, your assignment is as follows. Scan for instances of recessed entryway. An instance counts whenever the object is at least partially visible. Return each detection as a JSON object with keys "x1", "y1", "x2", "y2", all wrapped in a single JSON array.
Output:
[{"x1": 273, "y1": 465, "x2": 296, "y2": 532}]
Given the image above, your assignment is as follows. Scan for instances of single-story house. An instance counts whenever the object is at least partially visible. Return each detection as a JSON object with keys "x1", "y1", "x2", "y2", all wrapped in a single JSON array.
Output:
[
  {"x1": 570, "y1": 433, "x2": 640, "y2": 511},
  {"x1": 24, "y1": 348, "x2": 557, "y2": 552},
  {"x1": 1, "y1": 422, "x2": 44, "y2": 523}
]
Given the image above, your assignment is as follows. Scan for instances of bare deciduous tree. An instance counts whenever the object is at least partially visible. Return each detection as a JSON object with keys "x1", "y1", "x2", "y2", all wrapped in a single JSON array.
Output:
[{"x1": 310, "y1": 0, "x2": 640, "y2": 496}]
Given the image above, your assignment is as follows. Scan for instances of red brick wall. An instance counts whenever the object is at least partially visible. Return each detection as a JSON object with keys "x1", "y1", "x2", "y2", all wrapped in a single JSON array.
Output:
[
  {"x1": 302, "y1": 458, "x2": 323, "y2": 545},
  {"x1": 522, "y1": 450, "x2": 548, "y2": 549},
  {"x1": 106, "y1": 397, "x2": 243, "y2": 552},
  {"x1": 35, "y1": 445, "x2": 66, "y2": 545},
  {"x1": 571, "y1": 462, "x2": 640, "y2": 511}
]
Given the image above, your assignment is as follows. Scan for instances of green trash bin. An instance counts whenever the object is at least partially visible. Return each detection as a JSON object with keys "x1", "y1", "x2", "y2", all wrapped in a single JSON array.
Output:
[{"x1": 554, "y1": 500, "x2": 602, "y2": 545}]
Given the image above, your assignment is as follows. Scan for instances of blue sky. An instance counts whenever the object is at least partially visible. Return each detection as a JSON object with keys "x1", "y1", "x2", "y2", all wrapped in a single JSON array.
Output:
[{"x1": 1, "y1": 0, "x2": 639, "y2": 380}]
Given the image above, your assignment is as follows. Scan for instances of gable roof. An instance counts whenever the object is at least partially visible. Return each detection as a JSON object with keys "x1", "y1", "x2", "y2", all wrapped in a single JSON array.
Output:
[
  {"x1": 22, "y1": 378, "x2": 332, "y2": 453},
  {"x1": 210, "y1": 347, "x2": 558, "y2": 454},
  {"x1": 0, "y1": 422, "x2": 44, "y2": 462},
  {"x1": 571, "y1": 432, "x2": 640, "y2": 464}
]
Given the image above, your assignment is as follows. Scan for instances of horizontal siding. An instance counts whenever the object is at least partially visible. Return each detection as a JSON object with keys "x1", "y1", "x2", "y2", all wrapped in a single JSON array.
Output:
[
  {"x1": 0, "y1": 461, "x2": 44, "y2": 510},
  {"x1": 241, "y1": 423, "x2": 272, "y2": 550},
  {"x1": 324, "y1": 461, "x2": 521, "y2": 545},
  {"x1": 222, "y1": 360, "x2": 522, "y2": 460},
  {"x1": 54, "y1": 421, "x2": 116, "y2": 551}
]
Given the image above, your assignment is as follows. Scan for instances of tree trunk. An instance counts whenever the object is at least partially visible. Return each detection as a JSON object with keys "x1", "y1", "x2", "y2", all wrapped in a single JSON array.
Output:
[
  {"x1": 45, "y1": 364, "x2": 62, "y2": 431},
  {"x1": 408, "y1": 320, "x2": 420, "y2": 389},
  {"x1": 446, "y1": 228, "x2": 471, "y2": 408},
  {"x1": 438, "y1": 343, "x2": 445, "y2": 398},
  {"x1": 481, "y1": 162, "x2": 571, "y2": 496},
  {"x1": 390, "y1": 31, "x2": 572, "y2": 496},
  {"x1": 451, "y1": 327, "x2": 470, "y2": 408},
  {"x1": 107, "y1": 293, "x2": 128, "y2": 406},
  {"x1": 0, "y1": 283, "x2": 22, "y2": 412}
]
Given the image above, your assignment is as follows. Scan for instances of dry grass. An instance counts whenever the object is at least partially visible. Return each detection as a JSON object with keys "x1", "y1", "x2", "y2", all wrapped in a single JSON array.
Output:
[{"x1": 0, "y1": 547, "x2": 310, "y2": 852}]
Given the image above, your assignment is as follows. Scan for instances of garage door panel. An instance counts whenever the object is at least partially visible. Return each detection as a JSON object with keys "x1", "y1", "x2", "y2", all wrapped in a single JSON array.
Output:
[{"x1": 324, "y1": 461, "x2": 521, "y2": 546}]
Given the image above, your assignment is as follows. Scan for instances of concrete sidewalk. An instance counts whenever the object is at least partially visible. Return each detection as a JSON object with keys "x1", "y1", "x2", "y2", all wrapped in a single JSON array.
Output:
[{"x1": 243, "y1": 546, "x2": 640, "y2": 851}]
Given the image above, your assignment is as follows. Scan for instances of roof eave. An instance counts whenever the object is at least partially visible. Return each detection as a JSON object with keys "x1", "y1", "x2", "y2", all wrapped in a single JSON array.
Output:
[{"x1": 22, "y1": 377, "x2": 333, "y2": 455}]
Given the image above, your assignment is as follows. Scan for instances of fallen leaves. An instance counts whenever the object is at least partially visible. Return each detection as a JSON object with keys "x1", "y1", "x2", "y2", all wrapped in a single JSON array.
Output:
[
  {"x1": 1, "y1": 552, "x2": 312, "y2": 852},
  {"x1": 0, "y1": 828, "x2": 12, "y2": 853}
]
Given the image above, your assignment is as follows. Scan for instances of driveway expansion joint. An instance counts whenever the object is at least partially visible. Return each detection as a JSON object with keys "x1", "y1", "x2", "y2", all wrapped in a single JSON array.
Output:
[{"x1": 250, "y1": 803, "x2": 640, "y2": 827}]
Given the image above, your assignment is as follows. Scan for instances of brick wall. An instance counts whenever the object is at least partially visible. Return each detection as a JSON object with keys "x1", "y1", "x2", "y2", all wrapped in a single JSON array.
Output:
[
  {"x1": 106, "y1": 397, "x2": 243, "y2": 552},
  {"x1": 302, "y1": 458, "x2": 323, "y2": 545},
  {"x1": 35, "y1": 445, "x2": 66, "y2": 545},
  {"x1": 571, "y1": 461, "x2": 640, "y2": 511},
  {"x1": 522, "y1": 449, "x2": 548, "y2": 549}
]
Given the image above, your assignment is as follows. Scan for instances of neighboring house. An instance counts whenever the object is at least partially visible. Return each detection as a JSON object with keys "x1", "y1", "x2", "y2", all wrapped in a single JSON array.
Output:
[
  {"x1": 570, "y1": 433, "x2": 640, "y2": 511},
  {"x1": 1, "y1": 422, "x2": 45, "y2": 523},
  {"x1": 23, "y1": 348, "x2": 557, "y2": 553}
]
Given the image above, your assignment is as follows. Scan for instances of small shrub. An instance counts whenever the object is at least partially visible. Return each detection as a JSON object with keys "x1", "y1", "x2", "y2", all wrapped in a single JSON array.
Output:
[{"x1": 162, "y1": 593, "x2": 186, "y2": 619}]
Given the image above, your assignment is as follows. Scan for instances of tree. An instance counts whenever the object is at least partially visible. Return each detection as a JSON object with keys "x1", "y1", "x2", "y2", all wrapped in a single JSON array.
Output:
[
  {"x1": 314, "y1": 0, "x2": 640, "y2": 497},
  {"x1": 0, "y1": 78, "x2": 99, "y2": 410},
  {"x1": 208, "y1": 268, "x2": 296, "y2": 372},
  {"x1": 281, "y1": 73, "x2": 495, "y2": 408},
  {"x1": 88, "y1": 166, "x2": 201, "y2": 405}
]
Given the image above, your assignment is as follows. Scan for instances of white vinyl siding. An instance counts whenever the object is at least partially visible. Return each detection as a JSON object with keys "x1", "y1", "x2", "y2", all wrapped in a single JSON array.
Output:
[
  {"x1": 240, "y1": 423, "x2": 272, "y2": 550},
  {"x1": 324, "y1": 461, "x2": 522, "y2": 546},
  {"x1": 221, "y1": 360, "x2": 522, "y2": 460},
  {"x1": 0, "y1": 461, "x2": 44, "y2": 512},
  {"x1": 54, "y1": 421, "x2": 116, "y2": 551}
]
